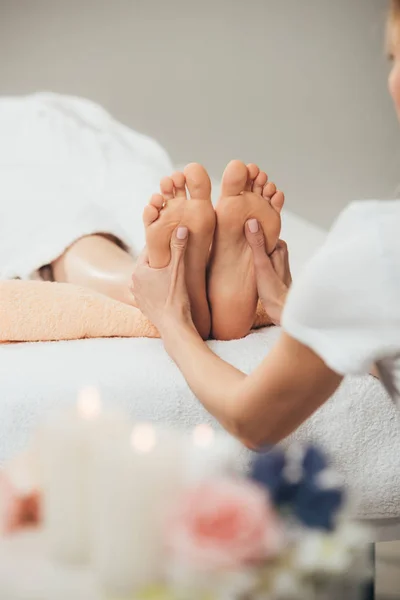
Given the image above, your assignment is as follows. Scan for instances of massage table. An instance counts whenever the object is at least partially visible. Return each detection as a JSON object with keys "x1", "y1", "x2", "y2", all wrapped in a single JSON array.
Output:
[{"x1": 1, "y1": 207, "x2": 399, "y2": 542}]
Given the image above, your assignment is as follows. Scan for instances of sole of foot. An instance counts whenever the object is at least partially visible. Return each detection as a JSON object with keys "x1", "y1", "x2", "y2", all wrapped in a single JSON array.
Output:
[
  {"x1": 208, "y1": 159, "x2": 284, "y2": 341},
  {"x1": 143, "y1": 163, "x2": 216, "y2": 340}
]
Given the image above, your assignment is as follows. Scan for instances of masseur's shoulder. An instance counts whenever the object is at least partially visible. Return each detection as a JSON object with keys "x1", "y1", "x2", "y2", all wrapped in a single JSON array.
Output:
[
  {"x1": 282, "y1": 200, "x2": 397, "y2": 325},
  {"x1": 324, "y1": 199, "x2": 400, "y2": 259},
  {"x1": 329, "y1": 199, "x2": 391, "y2": 237},
  {"x1": 372, "y1": 200, "x2": 400, "y2": 259}
]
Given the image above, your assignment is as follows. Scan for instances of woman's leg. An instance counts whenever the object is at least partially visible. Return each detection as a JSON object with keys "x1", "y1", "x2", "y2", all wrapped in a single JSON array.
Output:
[{"x1": 51, "y1": 234, "x2": 137, "y2": 306}]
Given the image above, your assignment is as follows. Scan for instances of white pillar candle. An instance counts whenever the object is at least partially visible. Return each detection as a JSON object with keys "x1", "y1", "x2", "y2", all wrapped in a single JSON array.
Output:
[
  {"x1": 36, "y1": 387, "x2": 130, "y2": 565},
  {"x1": 91, "y1": 423, "x2": 183, "y2": 598},
  {"x1": 184, "y1": 424, "x2": 243, "y2": 484}
]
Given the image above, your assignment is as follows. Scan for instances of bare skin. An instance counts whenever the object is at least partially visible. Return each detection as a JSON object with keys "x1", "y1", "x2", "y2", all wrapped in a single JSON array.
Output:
[
  {"x1": 143, "y1": 163, "x2": 216, "y2": 340},
  {"x1": 52, "y1": 164, "x2": 215, "y2": 340},
  {"x1": 53, "y1": 161, "x2": 283, "y2": 342},
  {"x1": 52, "y1": 234, "x2": 136, "y2": 306},
  {"x1": 208, "y1": 160, "x2": 285, "y2": 340},
  {"x1": 132, "y1": 225, "x2": 343, "y2": 449}
]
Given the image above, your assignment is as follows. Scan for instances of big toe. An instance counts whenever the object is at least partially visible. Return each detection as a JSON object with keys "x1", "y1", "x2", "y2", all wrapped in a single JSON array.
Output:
[
  {"x1": 221, "y1": 160, "x2": 248, "y2": 197},
  {"x1": 184, "y1": 163, "x2": 211, "y2": 200}
]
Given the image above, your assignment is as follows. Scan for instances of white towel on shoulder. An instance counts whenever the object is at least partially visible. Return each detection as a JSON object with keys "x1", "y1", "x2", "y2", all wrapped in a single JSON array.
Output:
[{"x1": 0, "y1": 92, "x2": 173, "y2": 279}]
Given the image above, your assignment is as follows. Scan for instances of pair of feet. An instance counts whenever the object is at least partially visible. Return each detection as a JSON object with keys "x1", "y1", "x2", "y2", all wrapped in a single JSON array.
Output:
[{"x1": 143, "y1": 160, "x2": 285, "y2": 340}]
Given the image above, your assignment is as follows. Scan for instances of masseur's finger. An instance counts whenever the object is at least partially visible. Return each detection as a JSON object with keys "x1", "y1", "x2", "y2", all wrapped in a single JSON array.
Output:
[
  {"x1": 270, "y1": 240, "x2": 292, "y2": 287},
  {"x1": 170, "y1": 226, "x2": 189, "y2": 258},
  {"x1": 170, "y1": 226, "x2": 189, "y2": 289},
  {"x1": 245, "y1": 219, "x2": 275, "y2": 273},
  {"x1": 245, "y1": 219, "x2": 288, "y2": 323}
]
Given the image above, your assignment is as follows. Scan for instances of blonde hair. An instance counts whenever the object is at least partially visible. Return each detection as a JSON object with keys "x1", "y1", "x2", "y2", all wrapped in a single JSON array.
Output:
[
  {"x1": 387, "y1": 1, "x2": 400, "y2": 53},
  {"x1": 390, "y1": 0, "x2": 400, "y2": 21}
]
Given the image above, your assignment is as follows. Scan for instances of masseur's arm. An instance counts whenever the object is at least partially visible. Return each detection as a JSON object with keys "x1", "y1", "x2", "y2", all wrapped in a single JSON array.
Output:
[
  {"x1": 162, "y1": 316, "x2": 342, "y2": 448},
  {"x1": 132, "y1": 227, "x2": 343, "y2": 449}
]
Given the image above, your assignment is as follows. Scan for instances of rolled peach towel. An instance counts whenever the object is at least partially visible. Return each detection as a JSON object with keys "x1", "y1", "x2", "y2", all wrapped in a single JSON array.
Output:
[
  {"x1": 0, "y1": 280, "x2": 159, "y2": 343},
  {"x1": 0, "y1": 280, "x2": 272, "y2": 343}
]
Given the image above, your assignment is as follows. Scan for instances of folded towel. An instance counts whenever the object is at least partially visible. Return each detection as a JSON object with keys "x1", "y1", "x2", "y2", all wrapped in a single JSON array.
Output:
[
  {"x1": 0, "y1": 92, "x2": 173, "y2": 280},
  {"x1": 0, "y1": 280, "x2": 158, "y2": 342},
  {"x1": 0, "y1": 280, "x2": 273, "y2": 343}
]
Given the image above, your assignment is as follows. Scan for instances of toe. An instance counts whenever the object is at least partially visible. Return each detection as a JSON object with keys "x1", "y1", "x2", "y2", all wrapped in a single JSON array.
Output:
[
  {"x1": 220, "y1": 160, "x2": 248, "y2": 197},
  {"x1": 149, "y1": 193, "x2": 164, "y2": 210},
  {"x1": 160, "y1": 176, "x2": 175, "y2": 200},
  {"x1": 245, "y1": 163, "x2": 260, "y2": 191},
  {"x1": 171, "y1": 171, "x2": 187, "y2": 198},
  {"x1": 143, "y1": 204, "x2": 160, "y2": 227},
  {"x1": 184, "y1": 163, "x2": 212, "y2": 200},
  {"x1": 263, "y1": 181, "x2": 277, "y2": 200},
  {"x1": 252, "y1": 171, "x2": 268, "y2": 195},
  {"x1": 271, "y1": 190, "x2": 285, "y2": 214}
]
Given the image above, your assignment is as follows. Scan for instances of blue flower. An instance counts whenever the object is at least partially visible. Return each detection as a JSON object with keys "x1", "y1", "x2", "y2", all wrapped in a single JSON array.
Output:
[{"x1": 250, "y1": 445, "x2": 344, "y2": 531}]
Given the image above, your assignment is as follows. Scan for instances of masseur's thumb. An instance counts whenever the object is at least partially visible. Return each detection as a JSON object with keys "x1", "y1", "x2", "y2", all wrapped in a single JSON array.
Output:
[
  {"x1": 245, "y1": 219, "x2": 273, "y2": 272},
  {"x1": 170, "y1": 226, "x2": 189, "y2": 263}
]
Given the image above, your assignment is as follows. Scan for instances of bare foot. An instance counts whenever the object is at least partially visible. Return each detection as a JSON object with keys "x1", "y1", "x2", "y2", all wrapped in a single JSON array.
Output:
[
  {"x1": 208, "y1": 160, "x2": 284, "y2": 340},
  {"x1": 143, "y1": 163, "x2": 216, "y2": 339}
]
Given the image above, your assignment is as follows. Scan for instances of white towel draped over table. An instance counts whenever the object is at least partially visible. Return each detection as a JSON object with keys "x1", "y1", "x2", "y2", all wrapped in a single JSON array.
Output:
[
  {"x1": 0, "y1": 92, "x2": 173, "y2": 279},
  {"x1": 1, "y1": 328, "x2": 399, "y2": 536}
]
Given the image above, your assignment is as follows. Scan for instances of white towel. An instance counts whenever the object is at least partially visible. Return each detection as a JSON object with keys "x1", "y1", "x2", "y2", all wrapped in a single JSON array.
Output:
[
  {"x1": 0, "y1": 92, "x2": 173, "y2": 279},
  {"x1": 1, "y1": 328, "x2": 399, "y2": 521}
]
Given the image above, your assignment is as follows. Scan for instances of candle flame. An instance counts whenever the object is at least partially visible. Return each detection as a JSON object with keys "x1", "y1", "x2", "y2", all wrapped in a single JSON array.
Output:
[
  {"x1": 77, "y1": 386, "x2": 101, "y2": 420},
  {"x1": 131, "y1": 424, "x2": 156, "y2": 454},
  {"x1": 192, "y1": 424, "x2": 214, "y2": 447}
]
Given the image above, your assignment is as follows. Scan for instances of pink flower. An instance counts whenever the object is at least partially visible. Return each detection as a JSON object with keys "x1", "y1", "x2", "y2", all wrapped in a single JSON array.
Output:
[
  {"x1": 0, "y1": 470, "x2": 41, "y2": 534},
  {"x1": 166, "y1": 479, "x2": 282, "y2": 572}
]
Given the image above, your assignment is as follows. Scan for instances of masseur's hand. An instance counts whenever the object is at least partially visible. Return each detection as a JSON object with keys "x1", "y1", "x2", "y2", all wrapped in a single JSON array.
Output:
[
  {"x1": 245, "y1": 220, "x2": 292, "y2": 325},
  {"x1": 131, "y1": 227, "x2": 193, "y2": 335}
]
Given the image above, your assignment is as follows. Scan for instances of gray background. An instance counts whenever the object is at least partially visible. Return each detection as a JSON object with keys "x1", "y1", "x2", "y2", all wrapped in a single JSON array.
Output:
[{"x1": 0, "y1": 0, "x2": 398, "y2": 228}]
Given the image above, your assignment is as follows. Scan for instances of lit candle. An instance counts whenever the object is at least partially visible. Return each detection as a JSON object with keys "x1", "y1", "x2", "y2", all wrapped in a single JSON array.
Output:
[
  {"x1": 36, "y1": 386, "x2": 129, "y2": 565},
  {"x1": 91, "y1": 423, "x2": 183, "y2": 597},
  {"x1": 184, "y1": 424, "x2": 243, "y2": 484}
]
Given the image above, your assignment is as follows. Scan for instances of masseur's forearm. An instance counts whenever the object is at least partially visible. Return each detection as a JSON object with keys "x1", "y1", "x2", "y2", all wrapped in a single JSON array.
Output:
[
  {"x1": 162, "y1": 321, "x2": 248, "y2": 437},
  {"x1": 162, "y1": 321, "x2": 343, "y2": 448}
]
